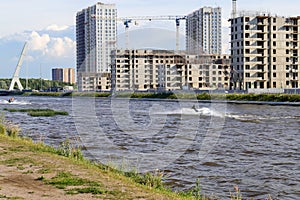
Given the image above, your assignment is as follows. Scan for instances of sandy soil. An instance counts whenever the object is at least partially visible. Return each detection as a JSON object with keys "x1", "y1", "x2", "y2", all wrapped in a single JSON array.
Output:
[{"x1": 0, "y1": 138, "x2": 182, "y2": 200}]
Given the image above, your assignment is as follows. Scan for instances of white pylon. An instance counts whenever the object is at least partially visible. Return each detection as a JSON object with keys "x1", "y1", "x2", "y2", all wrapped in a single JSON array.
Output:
[{"x1": 9, "y1": 42, "x2": 28, "y2": 91}]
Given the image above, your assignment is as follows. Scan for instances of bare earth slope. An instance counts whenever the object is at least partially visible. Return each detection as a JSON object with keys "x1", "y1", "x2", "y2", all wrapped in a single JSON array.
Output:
[{"x1": 0, "y1": 135, "x2": 187, "y2": 200}]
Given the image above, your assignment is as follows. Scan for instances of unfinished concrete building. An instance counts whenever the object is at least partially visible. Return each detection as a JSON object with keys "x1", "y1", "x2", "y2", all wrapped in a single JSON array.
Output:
[
  {"x1": 111, "y1": 49, "x2": 230, "y2": 91},
  {"x1": 230, "y1": 13, "x2": 300, "y2": 90}
]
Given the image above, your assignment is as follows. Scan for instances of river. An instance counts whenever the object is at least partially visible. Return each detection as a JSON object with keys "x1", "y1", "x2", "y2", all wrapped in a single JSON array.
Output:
[{"x1": 0, "y1": 96, "x2": 299, "y2": 199}]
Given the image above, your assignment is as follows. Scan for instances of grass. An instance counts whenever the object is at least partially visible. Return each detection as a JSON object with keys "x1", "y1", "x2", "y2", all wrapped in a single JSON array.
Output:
[
  {"x1": 46, "y1": 171, "x2": 100, "y2": 189},
  {"x1": 15, "y1": 91, "x2": 300, "y2": 102},
  {"x1": 3, "y1": 108, "x2": 69, "y2": 117},
  {"x1": 113, "y1": 92, "x2": 300, "y2": 102}
]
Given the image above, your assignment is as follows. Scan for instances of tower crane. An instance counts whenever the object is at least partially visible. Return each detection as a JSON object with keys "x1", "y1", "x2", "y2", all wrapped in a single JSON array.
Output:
[
  {"x1": 9, "y1": 42, "x2": 28, "y2": 91},
  {"x1": 118, "y1": 15, "x2": 187, "y2": 51}
]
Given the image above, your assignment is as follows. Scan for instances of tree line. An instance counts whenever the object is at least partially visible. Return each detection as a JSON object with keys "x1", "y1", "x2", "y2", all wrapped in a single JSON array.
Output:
[{"x1": 0, "y1": 78, "x2": 75, "y2": 91}]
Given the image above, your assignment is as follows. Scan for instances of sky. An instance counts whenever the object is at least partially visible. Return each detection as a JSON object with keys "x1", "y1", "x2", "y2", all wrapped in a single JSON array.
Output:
[{"x1": 1, "y1": 0, "x2": 300, "y2": 79}]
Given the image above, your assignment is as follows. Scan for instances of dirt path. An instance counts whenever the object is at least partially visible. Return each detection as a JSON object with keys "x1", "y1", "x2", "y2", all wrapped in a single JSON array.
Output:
[{"x1": 0, "y1": 136, "x2": 186, "y2": 200}]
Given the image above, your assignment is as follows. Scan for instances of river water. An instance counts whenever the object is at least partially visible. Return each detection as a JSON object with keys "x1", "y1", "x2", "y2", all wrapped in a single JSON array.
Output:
[{"x1": 0, "y1": 96, "x2": 299, "y2": 199}]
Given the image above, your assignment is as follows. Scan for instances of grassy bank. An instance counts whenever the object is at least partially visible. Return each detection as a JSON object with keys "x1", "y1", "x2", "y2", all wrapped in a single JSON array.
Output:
[
  {"x1": 113, "y1": 92, "x2": 300, "y2": 102},
  {"x1": 0, "y1": 120, "x2": 194, "y2": 200},
  {"x1": 13, "y1": 91, "x2": 300, "y2": 102}
]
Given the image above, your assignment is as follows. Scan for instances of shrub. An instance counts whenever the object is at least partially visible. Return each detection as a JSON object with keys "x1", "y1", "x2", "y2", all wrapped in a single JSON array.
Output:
[
  {"x1": 0, "y1": 124, "x2": 6, "y2": 135},
  {"x1": 57, "y1": 139, "x2": 84, "y2": 161}
]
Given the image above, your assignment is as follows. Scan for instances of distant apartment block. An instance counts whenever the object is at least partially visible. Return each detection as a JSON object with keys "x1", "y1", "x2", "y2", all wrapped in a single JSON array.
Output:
[
  {"x1": 186, "y1": 7, "x2": 222, "y2": 55},
  {"x1": 111, "y1": 49, "x2": 230, "y2": 91},
  {"x1": 230, "y1": 14, "x2": 300, "y2": 89},
  {"x1": 76, "y1": 2, "x2": 117, "y2": 91},
  {"x1": 52, "y1": 68, "x2": 75, "y2": 84}
]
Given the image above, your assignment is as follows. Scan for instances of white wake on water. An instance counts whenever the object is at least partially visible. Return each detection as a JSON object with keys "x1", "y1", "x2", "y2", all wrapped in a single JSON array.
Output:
[
  {"x1": 0, "y1": 99, "x2": 31, "y2": 105},
  {"x1": 156, "y1": 107, "x2": 225, "y2": 118}
]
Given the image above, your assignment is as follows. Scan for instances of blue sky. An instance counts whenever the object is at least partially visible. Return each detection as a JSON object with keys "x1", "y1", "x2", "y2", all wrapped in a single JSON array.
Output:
[{"x1": 0, "y1": 0, "x2": 299, "y2": 79}]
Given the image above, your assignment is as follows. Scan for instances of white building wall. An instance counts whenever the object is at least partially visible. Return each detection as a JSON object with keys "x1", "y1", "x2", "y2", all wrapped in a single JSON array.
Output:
[
  {"x1": 186, "y1": 7, "x2": 222, "y2": 55},
  {"x1": 76, "y1": 3, "x2": 116, "y2": 91}
]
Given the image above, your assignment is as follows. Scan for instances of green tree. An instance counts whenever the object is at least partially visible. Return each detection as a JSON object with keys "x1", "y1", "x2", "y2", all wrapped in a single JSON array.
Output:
[{"x1": 0, "y1": 80, "x2": 8, "y2": 89}]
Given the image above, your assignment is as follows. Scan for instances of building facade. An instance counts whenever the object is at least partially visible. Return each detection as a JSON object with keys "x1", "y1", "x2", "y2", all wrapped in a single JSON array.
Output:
[
  {"x1": 77, "y1": 72, "x2": 111, "y2": 91},
  {"x1": 230, "y1": 14, "x2": 300, "y2": 89},
  {"x1": 186, "y1": 7, "x2": 222, "y2": 55},
  {"x1": 76, "y1": 2, "x2": 117, "y2": 91},
  {"x1": 111, "y1": 49, "x2": 230, "y2": 91},
  {"x1": 52, "y1": 68, "x2": 75, "y2": 84}
]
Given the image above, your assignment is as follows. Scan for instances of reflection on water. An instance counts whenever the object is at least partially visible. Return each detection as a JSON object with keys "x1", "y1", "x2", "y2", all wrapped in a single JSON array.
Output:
[{"x1": 0, "y1": 96, "x2": 299, "y2": 199}]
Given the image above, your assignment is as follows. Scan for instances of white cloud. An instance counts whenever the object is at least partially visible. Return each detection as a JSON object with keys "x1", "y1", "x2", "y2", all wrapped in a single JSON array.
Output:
[
  {"x1": 27, "y1": 31, "x2": 75, "y2": 58},
  {"x1": 28, "y1": 31, "x2": 50, "y2": 53},
  {"x1": 46, "y1": 24, "x2": 69, "y2": 31},
  {"x1": 48, "y1": 37, "x2": 75, "y2": 57}
]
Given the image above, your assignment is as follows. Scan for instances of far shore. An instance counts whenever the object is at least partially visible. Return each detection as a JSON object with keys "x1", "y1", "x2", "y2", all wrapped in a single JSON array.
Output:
[{"x1": 2, "y1": 91, "x2": 300, "y2": 104}]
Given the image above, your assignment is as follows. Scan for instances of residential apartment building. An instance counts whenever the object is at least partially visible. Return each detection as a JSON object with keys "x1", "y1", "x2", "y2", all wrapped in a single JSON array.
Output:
[
  {"x1": 111, "y1": 49, "x2": 230, "y2": 91},
  {"x1": 76, "y1": 2, "x2": 117, "y2": 91},
  {"x1": 230, "y1": 13, "x2": 300, "y2": 90},
  {"x1": 52, "y1": 68, "x2": 75, "y2": 84},
  {"x1": 186, "y1": 7, "x2": 222, "y2": 55}
]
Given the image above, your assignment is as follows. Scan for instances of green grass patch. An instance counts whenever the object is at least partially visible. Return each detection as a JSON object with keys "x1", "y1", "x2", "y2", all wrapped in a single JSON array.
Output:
[
  {"x1": 3, "y1": 108, "x2": 68, "y2": 117},
  {"x1": 47, "y1": 171, "x2": 100, "y2": 189},
  {"x1": 0, "y1": 157, "x2": 35, "y2": 167},
  {"x1": 37, "y1": 168, "x2": 52, "y2": 174},
  {"x1": 27, "y1": 92, "x2": 61, "y2": 97},
  {"x1": 66, "y1": 187, "x2": 108, "y2": 195}
]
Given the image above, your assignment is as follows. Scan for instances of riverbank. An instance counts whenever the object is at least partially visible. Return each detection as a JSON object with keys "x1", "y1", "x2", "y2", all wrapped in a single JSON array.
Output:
[
  {"x1": 17, "y1": 91, "x2": 300, "y2": 103},
  {"x1": 0, "y1": 122, "x2": 194, "y2": 200}
]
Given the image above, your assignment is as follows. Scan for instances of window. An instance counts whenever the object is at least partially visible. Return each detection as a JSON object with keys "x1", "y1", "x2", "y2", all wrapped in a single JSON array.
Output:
[
  {"x1": 273, "y1": 41, "x2": 276, "y2": 46},
  {"x1": 286, "y1": 73, "x2": 289, "y2": 78},
  {"x1": 273, "y1": 34, "x2": 276, "y2": 38},
  {"x1": 273, "y1": 82, "x2": 276, "y2": 88},
  {"x1": 273, "y1": 65, "x2": 276, "y2": 70},
  {"x1": 245, "y1": 17, "x2": 250, "y2": 22},
  {"x1": 246, "y1": 73, "x2": 250, "y2": 77},
  {"x1": 273, "y1": 57, "x2": 276, "y2": 62},
  {"x1": 246, "y1": 65, "x2": 250, "y2": 70},
  {"x1": 273, "y1": 49, "x2": 276, "y2": 54},
  {"x1": 273, "y1": 73, "x2": 277, "y2": 78},
  {"x1": 273, "y1": 26, "x2": 276, "y2": 31}
]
